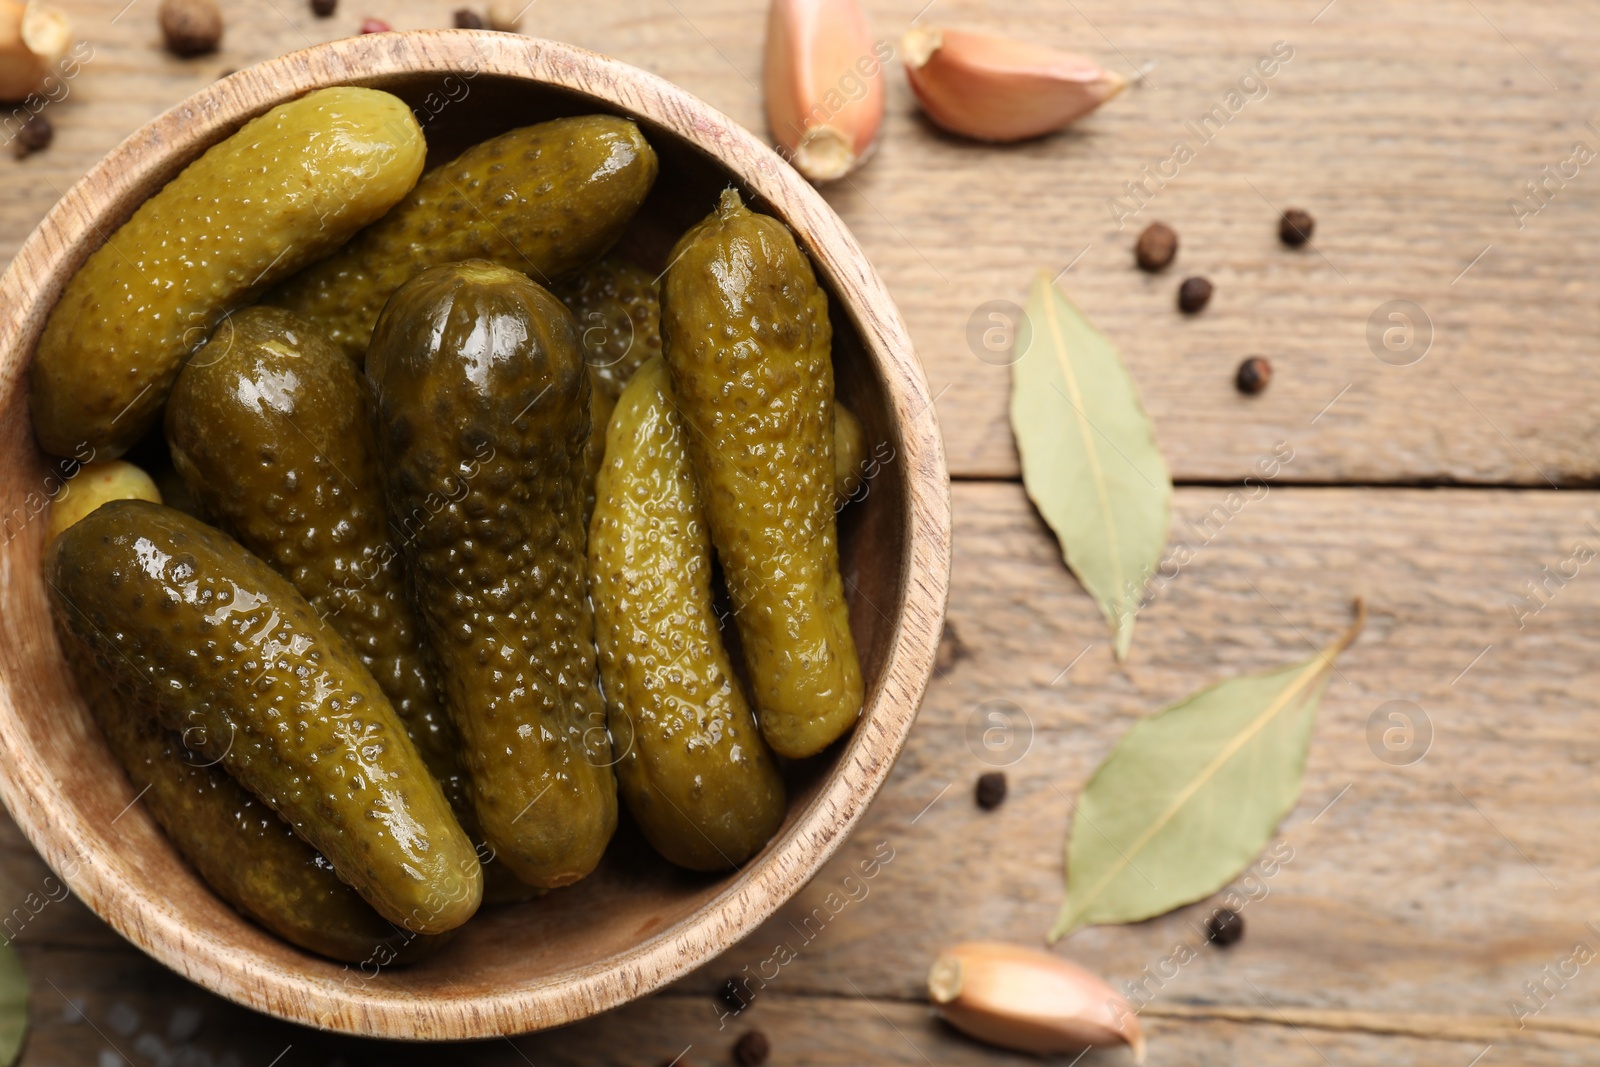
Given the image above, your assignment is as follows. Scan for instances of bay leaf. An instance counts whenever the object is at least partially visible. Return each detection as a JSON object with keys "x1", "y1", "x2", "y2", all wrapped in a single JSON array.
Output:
[
  {"x1": 0, "y1": 940, "x2": 26, "y2": 1065},
  {"x1": 1050, "y1": 601, "x2": 1366, "y2": 941},
  {"x1": 1010, "y1": 273, "x2": 1171, "y2": 660}
]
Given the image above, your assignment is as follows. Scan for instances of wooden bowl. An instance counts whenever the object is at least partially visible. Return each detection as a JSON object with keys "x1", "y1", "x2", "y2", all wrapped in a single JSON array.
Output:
[{"x1": 0, "y1": 32, "x2": 949, "y2": 1039}]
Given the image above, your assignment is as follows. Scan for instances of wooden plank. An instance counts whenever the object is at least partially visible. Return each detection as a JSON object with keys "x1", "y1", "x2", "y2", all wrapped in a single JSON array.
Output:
[
  {"x1": 4, "y1": 483, "x2": 1600, "y2": 1062},
  {"x1": 3, "y1": 0, "x2": 1599, "y2": 483},
  {"x1": 10, "y1": 950, "x2": 1600, "y2": 1065},
  {"x1": 677, "y1": 482, "x2": 1600, "y2": 1041}
]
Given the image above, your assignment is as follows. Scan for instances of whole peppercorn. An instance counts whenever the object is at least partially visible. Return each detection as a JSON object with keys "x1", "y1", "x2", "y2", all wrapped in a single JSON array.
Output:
[
  {"x1": 1235, "y1": 356, "x2": 1272, "y2": 395},
  {"x1": 1177, "y1": 276, "x2": 1212, "y2": 314},
  {"x1": 11, "y1": 112, "x2": 53, "y2": 159},
  {"x1": 359, "y1": 16, "x2": 391, "y2": 32},
  {"x1": 1135, "y1": 222, "x2": 1178, "y2": 272},
  {"x1": 734, "y1": 1030, "x2": 772, "y2": 1066},
  {"x1": 1206, "y1": 907, "x2": 1245, "y2": 947},
  {"x1": 1279, "y1": 208, "x2": 1315, "y2": 247},
  {"x1": 718, "y1": 977, "x2": 753, "y2": 1013},
  {"x1": 452, "y1": 7, "x2": 484, "y2": 27},
  {"x1": 309, "y1": 0, "x2": 336, "y2": 16},
  {"x1": 159, "y1": 0, "x2": 223, "y2": 56},
  {"x1": 975, "y1": 771, "x2": 1007, "y2": 810}
]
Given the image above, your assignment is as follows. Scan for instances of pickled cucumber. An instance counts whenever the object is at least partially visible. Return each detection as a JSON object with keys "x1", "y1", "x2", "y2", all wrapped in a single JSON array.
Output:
[
  {"x1": 559, "y1": 256, "x2": 664, "y2": 520},
  {"x1": 555, "y1": 255, "x2": 662, "y2": 409},
  {"x1": 590, "y1": 358, "x2": 785, "y2": 869},
  {"x1": 45, "y1": 460, "x2": 161, "y2": 543},
  {"x1": 30, "y1": 86, "x2": 426, "y2": 459},
  {"x1": 62, "y1": 639, "x2": 441, "y2": 964},
  {"x1": 47, "y1": 500, "x2": 481, "y2": 934},
  {"x1": 367, "y1": 261, "x2": 616, "y2": 888},
  {"x1": 833, "y1": 404, "x2": 866, "y2": 501},
  {"x1": 661, "y1": 189, "x2": 863, "y2": 760},
  {"x1": 270, "y1": 115, "x2": 659, "y2": 361},
  {"x1": 164, "y1": 307, "x2": 463, "y2": 802}
]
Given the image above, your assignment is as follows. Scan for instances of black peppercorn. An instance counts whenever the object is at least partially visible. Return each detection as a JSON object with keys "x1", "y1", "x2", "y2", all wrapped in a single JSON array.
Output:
[
  {"x1": 309, "y1": 0, "x2": 335, "y2": 15},
  {"x1": 11, "y1": 113, "x2": 52, "y2": 159},
  {"x1": 452, "y1": 7, "x2": 484, "y2": 27},
  {"x1": 1206, "y1": 907, "x2": 1244, "y2": 947},
  {"x1": 159, "y1": 0, "x2": 223, "y2": 56},
  {"x1": 718, "y1": 977, "x2": 753, "y2": 1013},
  {"x1": 1235, "y1": 356, "x2": 1272, "y2": 395},
  {"x1": 1279, "y1": 208, "x2": 1315, "y2": 247},
  {"x1": 975, "y1": 771, "x2": 1007, "y2": 810},
  {"x1": 1135, "y1": 222, "x2": 1178, "y2": 272},
  {"x1": 1177, "y1": 276, "x2": 1212, "y2": 314},
  {"x1": 734, "y1": 1030, "x2": 771, "y2": 1065}
]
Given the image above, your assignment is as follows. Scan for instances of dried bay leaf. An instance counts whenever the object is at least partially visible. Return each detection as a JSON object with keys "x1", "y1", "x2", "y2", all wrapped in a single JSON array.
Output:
[
  {"x1": 1050, "y1": 601, "x2": 1366, "y2": 941},
  {"x1": 1010, "y1": 273, "x2": 1170, "y2": 660}
]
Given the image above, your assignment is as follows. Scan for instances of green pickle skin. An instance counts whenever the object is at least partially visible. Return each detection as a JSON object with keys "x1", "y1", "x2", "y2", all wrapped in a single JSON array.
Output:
[
  {"x1": 270, "y1": 116, "x2": 659, "y2": 361},
  {"x1": 589, "y1": 358, "x2": 786, "y2": 870},
  {"x1": 555, "y1": 255, "x2": 664, "y2": 412},
  {"x1": 557, "y1": 256, "x2": 664, "y2": 522},
  {"x1": 833, "y1": 404, "x2": 867, "y2": 501},
  {"x1": 367, "y1": 261, "x2": 617, "y2": 889},
  {"x1": 63, "y1": 639, "x2": 445, "y2": 965},
  {"x1": 30, "y1": 86, "x2": 426, "y2": 460},
  {"x1": 46, "y1": 500, "x2": 481, "y2": 934},
  {"x1": 661, "y1": 190, "x2": 864, "y2": 759},
  {"x1": 165, "y1": 307, "x2": 464, "y2": 801}
]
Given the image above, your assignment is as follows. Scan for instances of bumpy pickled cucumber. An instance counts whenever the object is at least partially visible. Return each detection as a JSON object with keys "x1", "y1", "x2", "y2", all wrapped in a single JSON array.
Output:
[
  {"x1": 559, "y1": 255, "x2": 664, "y2": 519},
  {"x1": 47, "y1": 500, "x2": 481, "y2": 933},
  {"x1": 165, "y1": 307, "x2": 462, "y2": 802},
  {"x1": 45, "y1": 460, "x2": 161, "y2": 543},
  {"x1": 589, "y1": 358, "x2": 786, "y2": 870},
  {"x1": 367, "y1": 261, "x2": 616, "y2": 888},
  {"x1": 555, "y1": 255, "x2": 663, "y2": 409},
  {"x1": 62, "y1": 639, "x2": 442, "y2": 964},
  {"x1": 30, "y1": 86, "x2": 426, "y2": 459},
  {"x1": 661, "y1": 189, "x2": 863, "y2": 760},
  {"x1": 833, "y1": 404, "x2": 866, "y2": 501},
  {"x1": 270, "y1": 116, "x2": 659, "y2": 361}
]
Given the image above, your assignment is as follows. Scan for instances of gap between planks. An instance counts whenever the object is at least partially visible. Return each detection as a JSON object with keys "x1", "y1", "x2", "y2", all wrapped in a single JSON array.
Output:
[
  {"x1": 949, "y1": 472, "x2": 1600, "y2": 491},
  {"x1": 644, "y1": 990, "x2": 1596, "y2": 1046}
]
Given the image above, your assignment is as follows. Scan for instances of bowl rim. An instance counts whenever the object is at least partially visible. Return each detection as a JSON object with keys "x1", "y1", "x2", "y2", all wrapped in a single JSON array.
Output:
[
  {"x1": 0, "y1": 31, "x2": 947, "y2": 1043},
  {"x1": 0, "y1": 29, "x2": 951, "y2": 1040}
]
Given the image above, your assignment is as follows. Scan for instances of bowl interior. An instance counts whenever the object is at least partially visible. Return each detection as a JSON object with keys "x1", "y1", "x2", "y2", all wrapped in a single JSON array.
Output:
[{"x1": 0, "y1": 37, "x2": 937, "y2": 1039}]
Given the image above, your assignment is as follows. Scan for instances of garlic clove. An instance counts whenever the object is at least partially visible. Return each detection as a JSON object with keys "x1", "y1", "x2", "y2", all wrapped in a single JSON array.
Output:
[
  {"x1": 927, "y1": 941, "x2": 1145, "y2": 1061},
  {"x1": 763, "y1": 0, "x2": 885, "y2": 182},
  {"x1": 21, "y1": 0, "x2": 68, "y2": 60},
  {"x1": 0, "y1": 0, "x2": 70, "y2": 102},
  {"x1": 486, "y1": 0, "x2": 522, "y2": 32},
  {"x1": 901, "y1": 26, "x2": 1126, "y2": 143}
]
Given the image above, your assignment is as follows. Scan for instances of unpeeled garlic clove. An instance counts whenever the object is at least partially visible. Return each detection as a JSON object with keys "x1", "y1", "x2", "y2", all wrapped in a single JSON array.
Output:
[
  {"x1": 901, "y1": 26, "x2": 1125, "y2": 143},
  {"x1": 0, "y1": 0, "x2": 70, "y2": 101},
  {"x1": 763, "y1": 0, "x2": 885, "y2": 182},
  {"x1": 927, "y1": 941, "x2": 1145, "y2": 1061}
]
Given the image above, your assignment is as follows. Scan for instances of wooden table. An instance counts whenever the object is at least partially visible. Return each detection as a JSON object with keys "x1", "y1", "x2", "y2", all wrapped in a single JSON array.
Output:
[{"x1": 5, "y1": 0, "x2": 1600, "y2": 1062}]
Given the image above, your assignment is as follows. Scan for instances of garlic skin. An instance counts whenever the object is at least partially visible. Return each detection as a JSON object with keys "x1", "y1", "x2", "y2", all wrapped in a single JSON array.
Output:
[
  {"x1": 901, "y1": 26, "x2": 1125, "y2": 143},
  {"x1": 763, "y1": 0, "x2": 885, "y2": 182},
  {"x1": 486, "y1": 0, "x2": 522, "y2": 32},
  {"x1": 0, "y1": 0, "x2": 71, "y2": 101},
  {"x1": 927, "y1": 941, "x2": 1145, "y2": 1061}
]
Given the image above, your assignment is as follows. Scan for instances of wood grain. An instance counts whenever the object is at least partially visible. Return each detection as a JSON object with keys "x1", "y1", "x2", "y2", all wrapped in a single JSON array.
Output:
[
  {"x1": 0, "y1": 32, "x2": 950, "y2": 1040},
  {"x1": 6, "y1": 482, "x2": 1600, "y2": 1063},
  {"x1": 0, "y1": 0, "x2": 1595, "y2": 1061},
  {"x1": 3, "y1": 0, "x2": 1598, "y2": 482}
]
